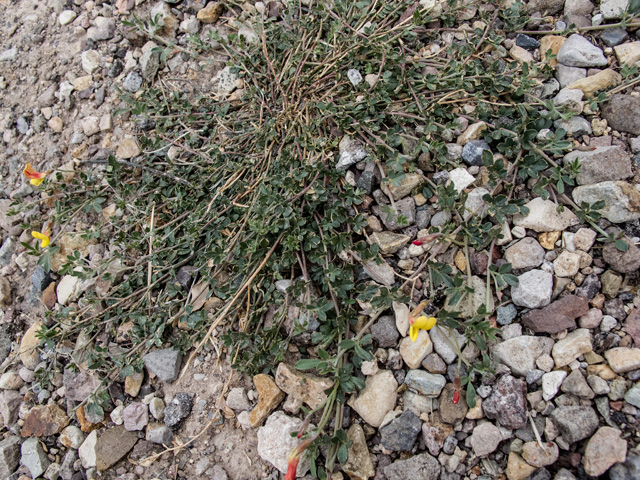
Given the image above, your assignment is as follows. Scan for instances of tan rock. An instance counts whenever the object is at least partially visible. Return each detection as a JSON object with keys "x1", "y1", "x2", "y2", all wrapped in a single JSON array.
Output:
[
  {"x1": 21, "y1": 404, "x2": 70, "y2": 437},
  {"x1": 73, "y1": 75, "x2": 93, "y2": 91},
  {"x1": 586, "y1": 364, "x2": 617, "y2": 380},
  {"x1": 124, "y1": 372, "x2": 144, "y2": 397},
  {"x1": 454, "y1": 250, "x2": 467, "y2": 271},
  {"x1": 20, "y1": 322, "x2": 43, "y2": 369},
  {"x1": 116, "y1": 138, "x2": 140, "y2": 159},
  {"x1": 274, "y1": 363, "x2": 333, "y2": 413},
  {"x1": 48, "y1": 117, "x2": 63, "y2": 132},
  {"x1": 95, "y1": 425, "x2": 139, "y2": 471},
  {"x1": 348, "y1": 370, "x2": 397, "y2": 428},
  {"x1": 538, "y1": 231, "x2": 560, "y2": 250},
  {"x1": 386, "y1": 173, "x2": 423, "y2": 200},
  {"x1": 42, "y1": 282, "x2": 57, "y2": 309},
  {"x1": 567, "y1": 69, "x2": 622, "y2": 97},
  {"x1": 343, "y1": 424, "x2": 375, "y2": 480},
  {"x1": 197, "y1": 2, "x2": 224, "y2": 23},
  {"x1": 604, "y1": 347, "x2": 640, "y2": 373},
  {"x1": 540, "y1": 36, "x2": 567, "y2": 67},
  {"x1": 614, "y1": 41, "x2": 640, "y2": 67},
  {"x1": 0, "y1": 277, "x2": 11, "y2": 306},
  {"x1": 249, "y1": 374, "x2": 284, "y2": 428},
  {"x1": 552, "y1": 328, "x2": 592, "y2": 367},
  {"x1": 399, "y1": 330, "x2": 433, "y2": 369},
  {"x1": 583, "y1": 426, "x2": 627, "y2": 476},
  {"x1": 457, "y1": 121, "x2": 486, "y2": 145},
  {"x1": 506, "y1": 452, "x2": 537, "y2": 480},
  {"x1": 76, "y1": 405, "x2": 103, "y2": 433},
  {"x1": 522, "y1": 441, "x2": 559, "y2": 467},
  {"x1": 369, "y1": 231, "x2": 410, "y2": 255},
  {"x1": 510, "y1": 45, "x2": 534, "y2": 63},
  {"x1": 51, "y1": 232, "x2": 98, "y2": 272}
]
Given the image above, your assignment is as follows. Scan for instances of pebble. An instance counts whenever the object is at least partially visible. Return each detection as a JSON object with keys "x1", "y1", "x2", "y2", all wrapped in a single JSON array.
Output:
[
  {"x1": 470, "y1": 422, "x2": 503, "y2": 456},
  {"x1": 557, "y1": 34, "x2": 607, "y2": 67},
  {"x1": 59, "y1": 10, "x2": 77, "y2": 26},
  {"x1": 384, "y1": 453, "x2": 440, "y2": 480},
  {"x1": 404, "y1": 370, "x2": 445, "y2": 397},
  {"x1": 513, "y1": 197, "x2": 579, "y2": 232},
  {"x1": 504, "y1": 238, "x2": 545, "y2": 269},
  {"x1": 347, "y1": 69, "x2": 363, "y2": 87},
  {"x1": 87, "y1": 17, "x2": 116, "y2": 41},
  {"x1": 143, "y1": 348, "x2": 182, "y2": 382},
  {"x1": 605, "y1": 347, "x2": 640, "y2": 373},
  {"x1": 483, "y1": 375, "x2": 527, "y2": 429},
  {"x1": 602, "y1": 94, "x2": 640, "y2": 136},
  {"x1": 552, "y1": 328, "x2": 592, "y2": 367},
  {"x1": 122, "y1": 71, "x2": 143, "y2": 93},
  {"x1": 249, "y1": 374, "x2": 284, "y2": 428},
  {"x1": 123, "y1": 402, "x2": 148, "y2": 431},
  {"x1": 515, "y1": 33, "x2": 540, "y2": 50},
  {"x1": 439, "y1": 383, "x2": 468, "y2": 425},
  {"x1": 21, "y1": 437, "x2": 50, "y2": 478},
  {"x1": 380, "y1": 410, "x2": 422, "y2": 451},
  {"x1": 583, "y1": 426, "x2": 627, "y2": 476},
  {"x1": 60, "y1": 425, "x2": 84, "y2": 450},
  {"x1": 257, "y1": 411, "x2": 312, "y2": 475},
  {"x1": 371, "y1": 316, "x2": 400, "y2": 348},
  {"x1": 146, "y1": 425, "x2": 174, "y2": 445},
  {"x1": 343, "y1": 424, "x2": 375, "y2": 480},
  {"x1": 81, "y1": 50, "x2": 101, "y2": 74},
  {"x1": 275, "y1": 363, "x2": 333, "y2": 412},
  {"x1": 348, "y1": 370, "x2": 397, "y2": 427},
  {"x1": 602, "y1": 235, "x2": 640, "y2": 273},
  {"x1": 448, "y1": 167, "x2": 475, "y2": 193},
  {"x1": 550, "y1": 406, "x2": 598, "y2": 444},
  {"x1": 542, "y1": 370, "x2": 567, "y2": 401},
  {"x1": 601, "y1": 28, "x2": 629, "y2": 47},
  {"x1": 399, "y1": 331, "x2": 433, "y2": 369},
  {"x1": 0, "y1": 436, "x2": 20, "y2": 479},
  {"x1": 511, "y1": 269, "x2": 553, "y2": 309},
  {"x1": 164, "y1": 393, "x2": 193, "y2": 428},
  {"x1": 492, "y1": 335, "x2": 554, "y2": 376},
  {"x1": 522, "y1": 295, "x2": 588, "y2": 333},
  {"x1": 461, "y1": 139, "x2": 490, "y2": 166}
]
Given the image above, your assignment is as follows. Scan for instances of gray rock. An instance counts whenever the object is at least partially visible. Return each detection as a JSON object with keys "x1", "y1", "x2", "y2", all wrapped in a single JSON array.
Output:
[
  {"x1": 554, "y1": 116, "x2": 592, "y2": 136},
  {"x1": 515, "y1": 33, "x2": 540, "y2": 50},
  {"x1": 380, "y1": 410, "x2": 422, "y2": 451},
  {"x1": 497, "y1": 304, "x2": 517, "y2": 325},
  {"x1": 564, "y1": 0, "x2": 594, "y2": 15},
  {"x1": 504, "y1": 238, "x2": 545, "y2": 269},
  {"x1": 140, "y1": 48, "x2": 161, "y2": 82},
  {"x1": 64, "y1": 369, "x2": 101, "y2": 402},
  {"x1": 384, "y1": 453, "x2": 440, "y2": 480},
  {"x1": 347, "y1": 69, "x2": 363, "y2": 87},
  {"x1": 404, "y1": 370, "x2": 446, "y2": 397},
  {"x1": 123, "y1": 402, "x2": 148, "y2": 431},
  {"x1": 0, "y1": 436, "x2": 20, "y2": 479},
  {"x1": 337, "y1": 136, "x2": 367, "y2": 170},
  {"x1": 601, "y1": 0, "x2": 631, "y2": 19},
  {"x1": 602, "y1": 95, "x2": 640, "y2": 135},
  {"x1": 470, "y1": 422, "x2": 503, "y2": 456},
  {"x1": 21, "y1": 437, "x2": 50, "y2": 479},
  {"x1": 561, "y1": 370, "x2": 594, "y2": 399},
  {"x1": 609, "y1": 453, "x2": 640, "y2": 480},
  {"x1": 369, "y1": 231, "x2": 410, "y2": 255},
  {"x1": 550, "y1": 406, "x2": 598, "y2": 444},
  {"x1": 87, "y1": 17, "x2": 116, "y2": 41},
  {"x1": 372, "y1": 198, "x2": 416, "y2": 231},
  {"x1": 31, "y1": 266, "x2": 52, "y2": 292},
  {"x1": 0, "y1": 330, "x2": 11, "y2": 364},
  {"x1": 511, "y1": 269, "x2": 553, "y2": 309},
  {"x1": 557, "y1": 34, "x2": 607, "y2": 67},
  {"x1": 572, "y1": 181, "x2": 640, "y2": 223},
  {"x1": 600, "y1": 28, "x2": 628, "y2": 47},
  {"x1": 483, "y1": 375, "x2": 528, "y2": 429},
  {"x1": 527, "y1": 0, "x2": 565, "y2": 14},
  {"x1": 226, "y1": 388, "x2": 251, "y2": 411},
  {"x1": 624, "y1": 383, "x2": 640, "y2": 408},
  {"x1": 513, "y1": 197, "x2": 579, "y2": 232},
  {"x1": 164, "y1": 393, "x2": 193, "y2": 428},
  {"x1": 257, "y1": 411, "x2": 312, "y2": 475},
  {"x1": 371, "y1": 316, "x2": 400, "y2": 348},
  {"x1": 146, "y1": 425, "x2": 174, "y2": 445},
  {"x1": 0, "y1": 390, "x2": 23, "y2": 426},
  {"x1": 553, "y1": 88, "x2": 584, "y2": 113},
  {"x1": 0, "y1": 237, "x2": 15, "y2": 267},
  {"x1": 492, "y1": 335, "x2": 554, "y2": 376},
  {"x1": 143, "y1": 348, "x2": 182, "y2": 383},
  {"x1": 563, "y1": 146, "x2": 632, "y2": 185},
  {"x1": 0, "y1": 47, "x2": 18, "y2": 62},
  {"x1": 430, "y1": 326, "x2": 466, "y2": 364},
  {"x1": 555, "y1": 65, "x2": 586, "y2": 88},
  {"x1": 461, "y1": 140, "x2": 490, "y2": 166},
  {"x1": 122, "y1": 71, "x2": 143, "y2": 93},
  {"x1": 59, "y1": 450, "x2": 77, "y2": 480}
]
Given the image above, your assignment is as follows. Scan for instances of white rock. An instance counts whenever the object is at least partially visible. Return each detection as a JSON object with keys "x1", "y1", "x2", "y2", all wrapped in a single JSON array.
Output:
[
  {"x1": 257, "y1": 411, "x2": 312, "y2": 476},
  {"x1": 348, "y1": 370, "x2": 397, "y2": 427},
  {"x1": 347, "y1": 69, "x2": 363, "y2": 87},
  {"x1": 393, "y1": 301, "x2": 410, "y2": 337},
  {"x1": 553, "y1": 250, "x2": 581, "y2": 277},
  {"x1": 557, "y1": 34, "x2": 608, "y2": 67},
  {"x1": 511, "y1": 269, "x2": 553, "y2": 309},
  {"x1": 553, "y1": 88, "x2": 584, "y2": 113},
  {"x1": 81, "y1": 116, "x2": 100, "y2": 136},
  {"x1": 59, "y1": 10, "x2": 77, "y2": 26},
  {"x1": 601, "y1": 0, "x2": 630, "y2": 19},
  {"x1": 513, "y1": 198, "x2": 579, "y2": 232},
  {"x1": 81, "y1": 50, "x2": 101, "y2": 74},
  {"x1": 429, "y1": 326, "x2": 466, "y2": 364},
  {"x1": 57, "y1": 275, "x2": 80, "y2": 306},
  {"x1": 399, "y1": 330, "x2": 433, "y2": 369},
  {"x1": 552, "y1": 328, "x2": 592, "y2": 367},
  {"x1": 542, "y1": 371, "x2": 567, "y2": 401},
  {"x1": 78, "y1": 430, "x2": 97, "y2": 469},
  {"x1": 492, "y1": 336, "x2": 555, "y2": 376},
  {"x1": 448, "y1": 168, "x2": 475, "y2": 193},
  {"x1": 470, "y1": 422, "x2": 503, "y2": 457}
]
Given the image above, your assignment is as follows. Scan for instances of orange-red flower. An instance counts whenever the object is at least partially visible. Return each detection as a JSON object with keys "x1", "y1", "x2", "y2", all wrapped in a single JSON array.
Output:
[
  {"x1": 23, "y1": 163, "x2": 47, "y2": 186},
  {"x1": 285, "y1": 435, "x2": 316, "y2": 480}
]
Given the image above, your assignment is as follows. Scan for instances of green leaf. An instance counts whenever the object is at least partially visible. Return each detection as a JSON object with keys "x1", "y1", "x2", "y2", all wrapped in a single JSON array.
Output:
[
  {"x1": 615, "y1": 239, "x2": 629, "y2": 252},
  {"x1": 466, "y1": 383, "x2": 476, "y2": 408},
  {"x1": 338, "y1": 444, "x2": 348, "y2": 464},
  {"x1": 295, "y1": 359, "x2": 324, "y2": 370}
]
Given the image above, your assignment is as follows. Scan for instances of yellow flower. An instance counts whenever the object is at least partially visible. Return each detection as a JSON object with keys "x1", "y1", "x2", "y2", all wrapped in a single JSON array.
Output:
[
  {"x1": 23, "y1": 163, "x2": 48, "y2": 186},
  {"x1": 31, "y1": 230, "x2": 51, "y2": 248},
  {"x1": 409, "y1": 315, "x2": 437, "y2": 342}
]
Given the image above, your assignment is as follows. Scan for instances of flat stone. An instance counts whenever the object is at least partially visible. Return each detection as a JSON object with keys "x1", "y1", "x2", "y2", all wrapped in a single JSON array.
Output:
[
  {"x1": 550, "y1": 406, "x2": 598, "y2": 444},
  {"x1": 522, "y1": 441, "x2": 559, "y2": 467},
  {"x1": 422, "y1": 421, "x2": 453, "y2": 456},
  {"x1": 522, "y1": 295, "x2": 588, "y2": 333},
  {"x1": 552, "y1": 328, "x2": 592, "y2": 367},
  {"x1": 602, "y1": 95, "x2": 640, "y2": 135},
  {"x1": 94, "y1": 425, "x2": 138, "y2": 471},
  {"x1": 19, "y1": 322, "x2": 42, "y2": 369},
  {"x1": 567, "y1": 69, "x2": 622, "y2": 97},
  {"x1": 87, "y1": 17, "x2": 116, "y2": 41},
  {"x1": 610, "y1": 454, "x2": 640, "y2": 480},
  {"x1": 149, "y1": 2, "x2": 178, "y2": 36},
  {"x1": 448, "y1": 167, "x2": 475, "y2": 193},
  {"x1": 457, "y1": 121, "x2": 487, "y2": 145},
  {"x1": 556, "y1": 65, "x2": 586, "y2": 89},
  {"x1": 462, "y1": 139, "x2": 491, "y2": 166},
  {"x1": 561, "y1": 370, "x2": 594, "y2": 399},
  {"x1": 602, "y1": 0, "x2": 632, "y2": 19},
  {"x1": 275, "y1": 363, "x2": 333, "y2": 412},
  {"x1": 540, "y1": 35, "x2": 567, "y2": 67},
  {"x1": 602, "y1": 236, "x2": 640, "y2": 273},
  {"x1": 439, "y1": 383, "x2": 468, "y2": 425},
  {"x1": 584, "y1": 426, "x2": 627, "y2": 476},
  {"x1": 605, "y1": 347, "x2": 640, "y2": 373},
  {"x1": 348, "y1": 370, "x2": 397, "y2": 427},
  {"x1": 380, "y1": 410, "x2": 422, "y2": 451},
  {"x1": 21, "y1": 404, "x2": 69, "y2": 437},
  {"x1": 554, "y1": 116, "x2": 592, "y2": 136},
  {"x1": 369, "y1": 231, "x2": 410, "y2": 254},
  {"x1": 146, "y1": 425, "x2": 173, "y2": 445},
  {"x1": 504, "y1": 238, "x2": 545, "y2": 269},
  {"x1": 506, "y1": 452, "x2": 537, "y2": 480},
  {"x1": 387, "y1": 173, "x2": 423, "y2": 200},
  {"x1": 492, "y1": 335, "x2": 554, "y2": 376},
  {"x1": 601, "y1": 28, "x2": 629, "y2": 47},
  {"x1": 511, "y1": 269, "x2": 553, "y2": 309},
  {"x1": 197, "y1": 2, "x2": 224, "y2": 22},
  {"x1": 399, "y1": 331, "x2": 433, "y2": 369},
  {"x1": 116, "y1": 138, "x2": 141, "y2": 159},
  {"x1": 542, "y1": 370, "x2": 567, "y2": 401},
  {"x1": 470, "y1": 422, "x2": 503, "y2": 457},
  {"x1": 20, "y1": 437, "x2": 50, "y2": 479},
  {"x1": 393, "y1": 302, "x2": 410, "y2": 337},
  {"x1": 429, "y1": 326, "x2": 466, "y2": 364},
  {"x1": 0, "y1": 436, "x2": 20, "y2": 479},
  {"x1": 123, "y1": 403, "x2": 148, "y2": 431},
  {"x1": 625, "y1": 309, "x2": 640, "y2": 347},
  {"x1": 383, "y1": 453, "x2": 440, "y2": 480},
  {"x1": 60, "y1": 426, "x2": 84, "y2": 450},
  {"x1": 363, "y1": 259, "x2": 395, "y2": 286},
  {"x1": 483, "y1": 375, "x2": 527, "y2": 429},
  {"x1": 564, "y1": 146, "x2": 632, "y2": 185},
  {"x1": 371, "y1": 316, "x2": 400, "y2": 348},
  {"x1": 614, "y1": 41, "x2": 640, "y2": 66},
  {"x1": 404, "y1": 370, "x2": 445, "y2": 397},
  {"x1": 372, "y1": 198, "x2": 415, "y2": 231},
  {"x1": 554, "y1": 88, "x2": 584, "y2": 113},
  {"x1": 249, "y1": 374, "x2": 284, "y2": 428},
  {"x1": 337, "y1": 135, "x2": 367, "y2": 169},
  {"x1": 557, "y1": 34, "x2": 607, "y2": 67},
  {"x1": 59, "y1": 10, "x2": 77, "y2": 25},
  {"x1": 0, "y1": 391, "x2": 23, "y2": 427},
  {"x1": 513, "y1": 197, "x2": 579, "y2": 232},
  {"x1": 343, "y1": 424, "x2": 374, "y2": 480},
  {"x1": 257, "y1": 411, "x2": 312, "y2": 475},
  {"x1": 81, "y1": 50, "x2": 101, "y2": 74}
]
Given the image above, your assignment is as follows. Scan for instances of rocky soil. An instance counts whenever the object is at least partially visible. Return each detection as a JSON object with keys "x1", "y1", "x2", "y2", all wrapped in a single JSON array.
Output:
[{"x1": 1, "y1": 0, "x2": 640, "y2": 480}]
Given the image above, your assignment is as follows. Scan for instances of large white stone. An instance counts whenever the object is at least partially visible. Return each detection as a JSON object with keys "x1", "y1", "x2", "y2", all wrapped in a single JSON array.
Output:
[
  {"x1": 513, "y1": 197, "x2": 579, "y2": 232},
  {"x1": 348, "y1": 370, "x2": 397, "y2": 427},
  {"x1": 257, "y1": 411, "x2": 312, "y2": 476},
  {"x1": 511, "y1": 269, "x2": 553, "y2": 309}
]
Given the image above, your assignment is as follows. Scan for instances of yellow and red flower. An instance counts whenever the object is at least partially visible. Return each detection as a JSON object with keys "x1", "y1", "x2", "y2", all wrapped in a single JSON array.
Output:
[
  {"x1": 31, "y1": 228, "x2": 51, "y2": 248},
  {"x1": 409, "y1": 315, "x2": 437, "y2": 341},
  {"x1": 23, "y1": 163, "x2": 48, "y2": 186}
]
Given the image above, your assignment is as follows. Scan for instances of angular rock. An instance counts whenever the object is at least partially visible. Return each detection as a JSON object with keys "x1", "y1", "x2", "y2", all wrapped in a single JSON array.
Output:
[
  {"x1": 343, "y1": 424, "x2": 374, "y2": 480},
  {"x1": 372, "y1": 198, "x2": 416, "y2": 231},
  {"x1": 504, "y1": 238, "x2": 545, "y2": 269},
  {"x1": 362, "y1": 259, "x2": 395, "y2": 286},
  {"x1": 257, "y1": 411, "x2": 312, "y2": 475},
  {"x1": 603, "y1": 237, "x2": 640, "y2": 274},
  {"x1": 143, "y1": 348, "x2": 182, "y2": 383},
  {"x1": 197, "y1": 2, "x2": 224, "y2": 23},
  {"x1": 146, "y1": 425, "x2": 173, "y2": 445},
  {"x1": 552, "y1": 328, "x2": 592, "y2": 367},
  {"x1": 555, "y1": 116, "x2": 592, "y2": 136},
  {"x1": 602, "y1": 0, "x2": 632, "y2": 19},
  {"x1": 65, "y1": 369, "x2": 101, "y2": 402},
  {"x1": 275, "y1": 363, "x2": 333, "y2": 412},
  {"x1": 21, "y1": 404, "x2": 69, "y2": 437},
  {"x1": 369, "y1": 231, "x2": 410, "y2": 255},
  {"x1": 610, "y1": 454, "x2": 640, "y2": 480},
  {"x1": 429, "y1": 326, "x2": 466, "y2": 364},
  {"x1": 492, "y1": 336, "x2": 554, "y2": 376},
  {"x1": 550, "y1": 406, "x2": 598, "y2": 444},
  {"x1": 542, "y1": 370, "x2": 567, "y2": 401},
  {"x1": 563, "y1": 146, "x2": 632, "y2": 185},
  {"x1": 483, "y1": 375, "x2": 527, "y2": 429},
  {"x1": 513, "y1": 197, "x2": 579, "y2": 232},
  {"x1": 371, "y1": 316, "x2": 400, "y2": 348},
  {"x1": 614, "y1": 41, "x2": 640, "y2": 66},
  {"x1": 522, "y1": 295, "x2": 588, "y2": 333},
  {"x1": 422, "y1": 421, "x2": 453, "y2": 456},
  {"x1": 626, "y1": 309, "x2": 640, "y2": 347},
  {"x1": 561, "y1": 370, "x2": 594, "y2": 399},
  {"x1": 0, "y1": 436, "x2": 20, "y2": 479},
  {"x1": 60, "y1": 426, "x2": 84, "y2": 450},
  {"x1": 20, "y1": 322, "x2": 42, "y2": 370},
  {"x1": 444, "y1": 274, "x2": 493, "y2": 317},
  {"x1": 462, "y1": 140, "x2": 491, "y2": 166},
  {"x1": 567, "y1": 68, "x2": 622, "y2": 97},
  {"x1": 78, "y1": 431, "x2": 97, "y2": 468},
  {"x1": 380, "y1": 410, "x2": 422, "y2": 452},
  {"x1": 605, "y1": 347, "x2": 640, "y2": 373},
  {"x1": 511, "y1": 269, "x2": 553, "y2": 309},
  {"x1": 20, "y1": 437, "x2": 49, "y2": 479},
  {"x1": 557, "y1": 34, "x2": 607, "y2": 67},
  {"x1": 404, "y1": 370, "x2": 445, "y2": 397},
  {"x1": 439, "y1": 383, "x2": 468, "y2": 425},
  {"x1": 387, "y1": 173, "x2": 423, "y2": 200},
  {"x1": 164, "y1": 393, "x2": 193, "y2": 428},
  {"x1": 348, "y1": 370, "x2": 397, "y2": 428},
  {"x1": 123, "y1": 402, "x2": 148, "y2": 431},
  {"x1": 249, "y1": 374, "x2": 284, "y2": 428},
  {"x1": 470, "y1": 422, "x2": 502, "y2": 457},
  {"x1": 584, "y1": 426, "x2": 627, "y2": 476},
  {"x1": 602, "y1": 95, "x2": 640, "y2": 135},
  {"x1": 94, "y1": 425, "x2": 139, "y2": 471},
  {"x1": 337, "y1": 136, "x2": 367, "y2": 170},
  {"x1": 383, "y1": 453, "x2": 440, "y2": 480},
  {"x1": 506, "y1": 452, "x2": 537, "y2": 480},
  {"x1": 601, "y1": 28, "x2": 629, "y2": 47},
  {"x1": 399, "y1": 331, "x2": 433, "y2": 369}
]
